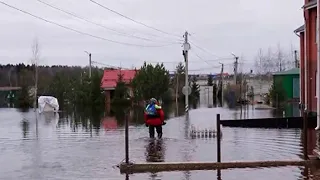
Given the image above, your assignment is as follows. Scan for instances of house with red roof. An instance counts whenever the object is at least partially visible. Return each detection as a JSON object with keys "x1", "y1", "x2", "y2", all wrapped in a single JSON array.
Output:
[{"x1": 101, "y1": 69, "x2": 138, "y2": 112}]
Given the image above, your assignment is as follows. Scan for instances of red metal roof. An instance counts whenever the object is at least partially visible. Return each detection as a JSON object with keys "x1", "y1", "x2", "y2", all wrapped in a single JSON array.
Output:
[{"x1": 101, "y1": 69, "x2": 137, "y2": 89}]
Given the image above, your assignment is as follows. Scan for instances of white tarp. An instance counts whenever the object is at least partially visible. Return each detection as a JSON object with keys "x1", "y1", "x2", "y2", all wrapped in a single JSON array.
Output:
[{"x1": 38, "y1": 96, "x2": 59, "y2": 113}]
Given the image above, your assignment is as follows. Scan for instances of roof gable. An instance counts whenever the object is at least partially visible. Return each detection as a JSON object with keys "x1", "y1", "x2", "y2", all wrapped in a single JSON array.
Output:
[
  {"x1": 273, "y1": 68, "x2": 300, "y2": 76},
  {"x1": 303, "y1": 0, "x2": 317, "y2": 9},
  {"x1": 294, "y1": 25, "x2": 305, "y2": 34},
  {"x1": 101, "y1": 69, "x2": 137, "y2": 89}
]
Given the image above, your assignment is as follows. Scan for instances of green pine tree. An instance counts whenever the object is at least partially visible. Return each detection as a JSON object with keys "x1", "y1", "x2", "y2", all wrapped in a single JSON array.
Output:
[
  {"x1": 131, "y1": 62, "x2": 171, "y2": 103},
  {"x1": 190, "y1": 76, "x2": 200, "y2": 102},
  {"x1": 213, "y1": 82, "x2": 217, "y2": 101},
  {"x1": 17, "y1": 84, "x2": 31, "y2": 109},
  {"x1": 112, "y1": 72, "x2": 130, "y2": 105},
  {"x1": 207, "y1": 74, "x2": 213, "y2": 86},
  {"x1": 269, "y1": 79, "x2": 286, "y2": 108}
]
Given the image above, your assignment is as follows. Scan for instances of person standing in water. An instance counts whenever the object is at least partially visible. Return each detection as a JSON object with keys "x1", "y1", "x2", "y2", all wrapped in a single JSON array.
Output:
[{"x1": 144, "y1": 98, "x2": 166, "y2": 138}]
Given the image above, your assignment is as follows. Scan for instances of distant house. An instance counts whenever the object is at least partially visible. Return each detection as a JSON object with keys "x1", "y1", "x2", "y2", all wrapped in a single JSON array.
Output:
[
  {"x1": 272, "y1": 68, "x2": 300, "y2": 102},
  {"x1": 294, "y1": 0, "x2": 317, "y2": 114},
  {"x1": 210, "y1": 73, "x2": 230, "y2": 80},
  {"x1": 100, "y1": 69, "x2": 138, "y2": 112},
  {"x1": 0, "y1": 86, "x2": 21, "y2": 107}
]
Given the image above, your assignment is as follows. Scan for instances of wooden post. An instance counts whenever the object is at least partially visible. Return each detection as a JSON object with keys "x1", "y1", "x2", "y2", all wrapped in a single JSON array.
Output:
[
  {"x1": 303, "y1": 111, "x2": 308, "y2": 160},
  {"x1": 216, "y1": 114, "x2": 221, "y2": 163},
  {"x1": 125, "y1": 113, "x2": 129, "y2": 164}
]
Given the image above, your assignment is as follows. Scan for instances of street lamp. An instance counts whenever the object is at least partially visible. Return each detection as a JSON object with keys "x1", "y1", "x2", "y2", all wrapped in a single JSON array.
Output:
[
  {"x1": 231, "y1": 53, "x2": 239, "y2": 85},
  {"x1": 84, "y1": 51, "x2": 92, "y2": 78}
]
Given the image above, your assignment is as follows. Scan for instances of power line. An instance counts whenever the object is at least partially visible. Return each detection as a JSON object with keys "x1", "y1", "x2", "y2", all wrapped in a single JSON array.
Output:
[
  {"x1": 92, "y1": 61, "x2": 132, "y2": 69},
  {"x1": 35, "y1": 0, "x2": 179, "y2": 44},
  {"x1": 190, "y1": 50, "x2": 228, "y2": 67},
  {"x1": 145, "y1": 58, "x2": 232, "y2": 64},
  {"x1": 0, "y1": 1, "x2": 178, "y2": 48},
  {"x1": 88, "y1": 0, "x2": 181, "y2": 39},
  {"x1": 93, "y1": 60, "x2": 222, "y2": 72},
  {"x1": 189, "y1": 39, "x2": 225, "y2": 59},
  {"x1": 168, "y1": 66, "x2": 221, "y2": 73},
  {"x1": 84, "y1": 53, "x2": 232, "y2": 65}
]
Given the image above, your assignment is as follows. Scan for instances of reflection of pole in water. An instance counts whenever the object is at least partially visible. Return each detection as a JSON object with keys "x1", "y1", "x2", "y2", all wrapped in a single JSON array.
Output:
[
  {"x1": 183, "y1": 171, "x2": 191, "y2": 180},
  {"x1": 90, "y1": 117, "x2": 93, "y2": 138},
  {"x1": 125, "y1": 173, "x2": 129, "y2": 180},
  {"x1": 185, "y1": 112, "x2": 190, "y2": 138},
  {"x1": 217, "y1": 169, "x2": 222, "y2": 180},
  {"x1": 35, "y1": 112, "x2": 38, "y2": 139},
  {"x1": 176, "y1": 102, "x2": 179, "y2": 116},
  {"x1": 125, "y1": 113, "x2": 129, "y2": 164},
  {"x1": 302, "y1": 166, "x2": 309, "y2": 179}
]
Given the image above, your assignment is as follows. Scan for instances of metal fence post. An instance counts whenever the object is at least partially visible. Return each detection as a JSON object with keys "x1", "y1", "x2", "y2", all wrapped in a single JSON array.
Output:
[{"x1": 217, "y1": 114, "x2": 221, "y2": 163}]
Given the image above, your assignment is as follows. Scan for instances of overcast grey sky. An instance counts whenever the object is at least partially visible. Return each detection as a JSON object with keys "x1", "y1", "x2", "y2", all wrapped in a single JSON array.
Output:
[{"x1": 0, "y1": 0, "x2": 303, "y2": 74}]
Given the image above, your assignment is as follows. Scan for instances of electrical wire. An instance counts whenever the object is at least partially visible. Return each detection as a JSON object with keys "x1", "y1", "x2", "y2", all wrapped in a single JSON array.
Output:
[
  {"x1": 191, "y1": 50, "x2": 221, "y2": 66},
  {"x1": 145, "y1": 58, "x2": 232, "y2": 64},
  {"x1": 92, "y1": 61, "x2": 133, "y2": 70},
  {"x1": 189, "y1": 39, "x2": 225, "y2": 59},
  {"x1": 35, "y1": 0, "x2": 180, "y2": 44},
  {"x1": 92, "y1": 60, "x2": 223, "y2": 73},
  {"x1": 88, "y1": 0, "x2": 181, "y2": 39},
  {"x1": 189, "y1": 49, "x2": 233, "y2": 74},
  {"x1": 0, "y1": 1, "x2": 178, "y2": 48}
]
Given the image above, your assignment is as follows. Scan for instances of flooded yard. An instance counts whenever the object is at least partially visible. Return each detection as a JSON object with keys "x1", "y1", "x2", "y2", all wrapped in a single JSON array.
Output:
[{"x1": 0, "y1": 105, "x2": 316, "y2": 180}]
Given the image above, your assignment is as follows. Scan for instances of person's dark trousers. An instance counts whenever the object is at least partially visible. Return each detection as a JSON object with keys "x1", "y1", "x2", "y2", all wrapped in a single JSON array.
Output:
[{"x1": 149, "y1": 125, "x2": 162, "y2": 138}]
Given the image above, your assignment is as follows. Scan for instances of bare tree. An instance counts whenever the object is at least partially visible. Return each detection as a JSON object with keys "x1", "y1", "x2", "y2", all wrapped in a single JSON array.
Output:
[
  {"x1": 263, "y1": 47, "x2": 275, "y2": 74},
  {"x1": 31, "y1": 38, "x2": 40, "y2": 109},
  {"x1": 255, "y1": 45, "x2": 299, "y2": 75},
  {"x1": 275, "y1": 43, "x2": 285, "y2": 71},
  {"x1": 254, "y1": 48, "x2": 265, "y2": 95},
  {"x1": 254, "y1": 48, "x2": 264, "y2": 75}
]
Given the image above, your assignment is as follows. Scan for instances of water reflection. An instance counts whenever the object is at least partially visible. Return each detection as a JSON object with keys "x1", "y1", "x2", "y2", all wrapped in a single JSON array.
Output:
[
  {"x1": 1, "y1": 105, "x2": 317, "y2": 180},
  {"x1": 217, "y1": 169, "x2": 222, "y2": 180},
  {"x1": 145, "y1": 139, "x2": 165, "y2": 180},
  {"x1": 145, "y1": 139, "x2": 165, "y2": 162},
  {"x1": 20, "y1": 119, "x2": 29, "y2": 139},
  {"x1": 102, "y1": 117, "x2": 117, "y2": 131},
  {"x1": 54, "y1": 100, "x2": 287, "y2": 133},
  {"x1": 39, "y1": 112, "x2": 59, "y2": 127}
]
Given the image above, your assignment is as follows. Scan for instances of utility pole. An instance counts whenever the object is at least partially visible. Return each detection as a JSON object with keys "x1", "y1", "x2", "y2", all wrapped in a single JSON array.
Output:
[
  {"x1": 231, "y1": 53, "x2": 238, "y2": 84},
  {"x1": 294, "y1": 50, "x2": 299, "y2": 68},
  {"x1": 183, "y1": 31, "x2": 191, "y2": 113},
  {"x1": 34, "y1": 61, "x2": 38, "y2": 112},
  {"x1": 85, "y1": 51, "x2": 92, "y2": 78},
  {"x1": 219, "y1": 63, "x2": 224, "y2": 105}
]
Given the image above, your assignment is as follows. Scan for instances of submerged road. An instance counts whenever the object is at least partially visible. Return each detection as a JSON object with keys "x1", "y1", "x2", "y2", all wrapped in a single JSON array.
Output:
[{"x1": 0, "y1": 106, "x2": 316, "y2": 180}]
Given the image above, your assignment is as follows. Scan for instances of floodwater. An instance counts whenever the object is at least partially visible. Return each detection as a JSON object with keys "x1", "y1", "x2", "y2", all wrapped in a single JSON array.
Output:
[{"x1": 0, "y1": 104, "x2": 317, "y2": 180}]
